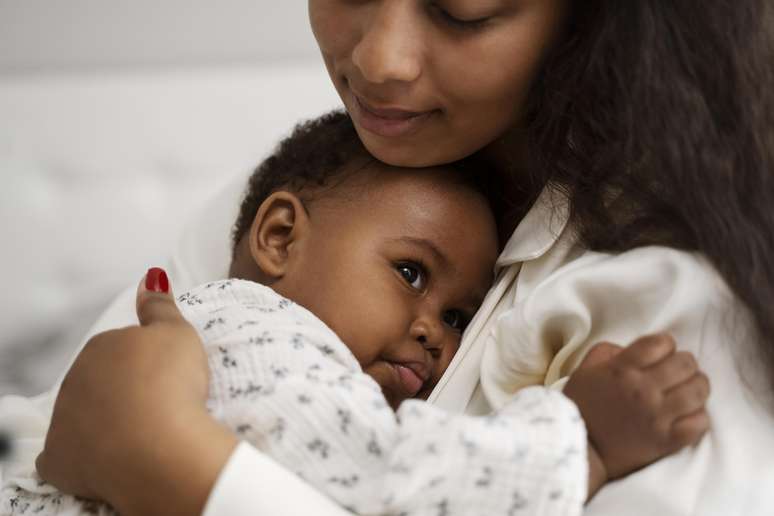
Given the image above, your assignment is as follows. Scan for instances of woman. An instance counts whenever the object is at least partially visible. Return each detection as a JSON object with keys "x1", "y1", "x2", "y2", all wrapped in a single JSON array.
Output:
[{"x1": 31, "y1": 0, "x2": 774, "y2": 515}]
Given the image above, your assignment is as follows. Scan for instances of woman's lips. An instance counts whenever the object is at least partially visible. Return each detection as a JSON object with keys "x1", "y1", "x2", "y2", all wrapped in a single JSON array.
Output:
[
  {"x1": 393, "y1": 363, "x2": 425, "y2": 397},
  {"x1": 351, "y1": 94, "x2": 435, "y2": 138}
]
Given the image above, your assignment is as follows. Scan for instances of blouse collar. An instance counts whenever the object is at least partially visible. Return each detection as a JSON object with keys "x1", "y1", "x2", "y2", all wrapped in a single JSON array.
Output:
[{"x1": 495, "y1": 185, "x2": 571, "y2": 269}]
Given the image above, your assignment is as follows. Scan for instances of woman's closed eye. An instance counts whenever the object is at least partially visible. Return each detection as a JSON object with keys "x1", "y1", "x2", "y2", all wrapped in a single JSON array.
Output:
[
  {"x1": 396, "y1": 262, "x2": 427, "y2": 291},
  {"x1": 427, "y1": 2, "x2": 492, "y2": 30}
]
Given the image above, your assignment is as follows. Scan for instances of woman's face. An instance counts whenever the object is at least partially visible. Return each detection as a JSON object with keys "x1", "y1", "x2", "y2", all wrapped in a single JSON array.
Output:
[{"x1": 309, "y1": 0, "x2": 568, "y2": 167}]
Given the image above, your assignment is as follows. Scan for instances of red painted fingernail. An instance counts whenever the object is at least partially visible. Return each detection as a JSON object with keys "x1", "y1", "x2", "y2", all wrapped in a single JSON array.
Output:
[{"x1": 146, "y1": 267, "x2": 169, "y2": 293}]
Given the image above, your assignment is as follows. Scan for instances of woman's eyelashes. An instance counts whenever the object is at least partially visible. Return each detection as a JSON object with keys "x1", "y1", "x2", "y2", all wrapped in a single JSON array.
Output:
[{"x1": 427, "y1": 2, "x2": 492, "y2": 30}]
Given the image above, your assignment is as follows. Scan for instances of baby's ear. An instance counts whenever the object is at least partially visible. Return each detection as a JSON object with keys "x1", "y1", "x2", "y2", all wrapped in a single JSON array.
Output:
[{"x1": 248, "y1": 191, "x2": 309, "y2": 280}]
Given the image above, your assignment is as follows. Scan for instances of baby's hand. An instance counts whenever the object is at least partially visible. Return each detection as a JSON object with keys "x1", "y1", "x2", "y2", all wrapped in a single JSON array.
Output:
[{"x1": 564, "y1": 334, "x2": 710, "y2": 487}]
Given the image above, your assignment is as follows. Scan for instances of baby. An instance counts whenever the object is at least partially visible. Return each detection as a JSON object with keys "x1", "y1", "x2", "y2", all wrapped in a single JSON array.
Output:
[{"x1": 1, "y1": 111, "x2": 707, "y2": 516}]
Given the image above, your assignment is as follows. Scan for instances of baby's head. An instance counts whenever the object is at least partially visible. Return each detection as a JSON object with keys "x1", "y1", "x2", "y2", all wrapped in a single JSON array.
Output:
[{"x1": 230, "y1": 111, "x2": 499, "y2": 408}]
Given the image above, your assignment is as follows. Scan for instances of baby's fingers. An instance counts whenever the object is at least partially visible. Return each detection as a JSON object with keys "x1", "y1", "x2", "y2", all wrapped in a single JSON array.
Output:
[
  {"x1": 618, "y1": 333, "x2": 677, "y2": 368},
  {"x1": 669, "y1": 409, "x2": 710, "y2": 449},
  {"x1": 576, "y1": 342, "x2": 624, "y2": 370},
  {"x1": 646, "y1": 351, "x2": 700, "y2": 390},
  {"x1": 662, "y1": 372, "x2": 711, "y2": 424}
]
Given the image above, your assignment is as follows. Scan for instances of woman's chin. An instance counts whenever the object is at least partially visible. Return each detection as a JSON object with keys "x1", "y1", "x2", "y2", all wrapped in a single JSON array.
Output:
[{"x1": 355, "y1": 127, "x2": 468, "y2": 169}]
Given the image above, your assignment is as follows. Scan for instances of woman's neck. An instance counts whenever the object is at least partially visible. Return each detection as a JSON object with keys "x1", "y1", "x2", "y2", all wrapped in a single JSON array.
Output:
[{"x1": 482, "y1": 128, "x2": 543, "y2": 241}]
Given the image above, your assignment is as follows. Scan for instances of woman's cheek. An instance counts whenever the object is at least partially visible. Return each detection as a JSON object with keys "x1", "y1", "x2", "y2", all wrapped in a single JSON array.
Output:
[{"x1": 309, "y1": 0, "x2": 360, "y2": 60}]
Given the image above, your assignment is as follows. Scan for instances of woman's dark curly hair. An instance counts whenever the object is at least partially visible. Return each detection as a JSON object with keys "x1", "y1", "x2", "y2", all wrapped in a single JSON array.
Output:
[
  {"x1": 232, "y1": 110, "x2": 500, "y2": 256},
  {"x1": 525, "y1": 1, "x2": 774, "y2": 388}
]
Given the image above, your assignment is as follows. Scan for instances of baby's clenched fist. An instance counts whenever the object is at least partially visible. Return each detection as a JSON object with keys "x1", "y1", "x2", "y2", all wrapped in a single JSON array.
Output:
[{"x1": 564, "y1": 333, "x2": 710, "y2": 483}]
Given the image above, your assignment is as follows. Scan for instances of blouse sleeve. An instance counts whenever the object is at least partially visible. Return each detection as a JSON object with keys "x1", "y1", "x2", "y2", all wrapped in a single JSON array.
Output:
[
  {"x1": 482, "y1": 246, "x2": 774, "y2": 515},
  {"x1": 202, "y1": 442, "x2": 351, "y2": 516}
]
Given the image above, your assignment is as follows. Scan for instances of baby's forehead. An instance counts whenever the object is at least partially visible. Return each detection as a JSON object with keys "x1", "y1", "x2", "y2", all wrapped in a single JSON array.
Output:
[
  {"x1": 299, "y1": 160, "x2": 499, "y2": 260},
  {"x1": 301, "y1": 162, "x2": 500, "y2": 298},
  {"x1": 315, "y1": 162, "x2": 498, "y2": 251},
  {"x1": 317, "y1": 159, "x2": 490, "y2": 208},
  {"x1": 314, "y1": 163, "x2": 493, "y2": 235}
]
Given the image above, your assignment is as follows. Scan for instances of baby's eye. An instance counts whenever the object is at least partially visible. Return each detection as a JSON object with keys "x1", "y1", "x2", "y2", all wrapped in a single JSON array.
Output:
[
  {"x1": 442, "y1": 310, "x2": 467, "y2": 332},
  {"x1": 396, "y1": 263, "x2": 427, "y2": 290}
]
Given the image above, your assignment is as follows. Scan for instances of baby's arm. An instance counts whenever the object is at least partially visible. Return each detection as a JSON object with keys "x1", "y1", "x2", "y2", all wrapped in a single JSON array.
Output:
[
  {"x1": 192, "y1": 281, "x2": 588, "y2": 516},
  {"x1": 386, "y1": 388, "x2": 587, "y2": 516},
  {"x1": 563, "y1": 335, "x2": 710, "y2": 499},
  {"x1": 220, "y1": 372, "x2": 588, "y2": 516}
]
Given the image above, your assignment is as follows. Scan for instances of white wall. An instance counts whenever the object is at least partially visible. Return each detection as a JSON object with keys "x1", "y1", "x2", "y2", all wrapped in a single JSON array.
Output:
[
  {"x1": 0, "y1": 1, "x2": 319, "y2": 72},
  {"x1": 0, "y1": 1, "x2": 342, "y2": 396}
]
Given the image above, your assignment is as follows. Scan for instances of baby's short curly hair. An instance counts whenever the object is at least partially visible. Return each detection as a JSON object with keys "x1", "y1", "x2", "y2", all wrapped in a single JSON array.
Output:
[{"x1": 231, "y1": 110, "x2": 500, "y2": 256}]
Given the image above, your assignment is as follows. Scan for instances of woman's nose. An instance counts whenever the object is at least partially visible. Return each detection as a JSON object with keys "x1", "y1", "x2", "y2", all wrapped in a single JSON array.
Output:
[
  {"x1": 352, "y1": 1, "x2": 423, "y2": 85},
  {"x1": 410, "y1": 315, "x2": 444, "y2": 355}
]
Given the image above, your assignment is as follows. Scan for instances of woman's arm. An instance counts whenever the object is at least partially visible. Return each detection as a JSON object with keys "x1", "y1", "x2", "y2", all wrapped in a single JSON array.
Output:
[{"x1": 35, "y1": 271, "x2": 351, "y2": 516}]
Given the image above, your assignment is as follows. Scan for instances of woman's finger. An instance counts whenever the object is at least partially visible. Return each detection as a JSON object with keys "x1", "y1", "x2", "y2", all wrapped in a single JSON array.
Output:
[{"x1": 136, "y1": 267, "x2": 186, "y2": 327}]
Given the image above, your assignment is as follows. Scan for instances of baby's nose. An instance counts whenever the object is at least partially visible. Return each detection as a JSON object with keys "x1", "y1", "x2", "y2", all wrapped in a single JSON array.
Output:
[{"x1": 410, "y1": 316, "x2": 444, "y2": 355}]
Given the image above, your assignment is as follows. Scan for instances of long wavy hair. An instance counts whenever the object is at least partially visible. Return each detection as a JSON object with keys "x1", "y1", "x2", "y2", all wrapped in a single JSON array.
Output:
[{"x1": 525, "y1": 1, "x2": 774, "y2": 388}]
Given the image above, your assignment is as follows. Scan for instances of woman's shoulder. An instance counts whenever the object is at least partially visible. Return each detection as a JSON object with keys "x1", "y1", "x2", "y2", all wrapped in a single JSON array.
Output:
[
  {"x1": 529, "y1": 241, "x2": 736, "y2": 310},
  {"x1": 506, "y1": 242, "x2": 743, "y2": 372}
]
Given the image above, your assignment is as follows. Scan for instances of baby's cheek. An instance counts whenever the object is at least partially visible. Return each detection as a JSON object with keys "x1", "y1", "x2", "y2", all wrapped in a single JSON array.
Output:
[{"x1": 436, "y1": 340, "x2": 460, "y2": 377}]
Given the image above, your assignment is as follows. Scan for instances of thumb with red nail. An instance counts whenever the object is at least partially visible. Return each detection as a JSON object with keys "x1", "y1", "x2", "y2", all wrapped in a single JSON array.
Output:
[
  {"x1": 145, "y1": 266, "x2": 170, "y2": 293},
  {"x1": 36, "y1": 268, "x2": 238, "y2": 516},
  {"x1": 135, "y1": 267, "x2": 188, "y2": 327}
]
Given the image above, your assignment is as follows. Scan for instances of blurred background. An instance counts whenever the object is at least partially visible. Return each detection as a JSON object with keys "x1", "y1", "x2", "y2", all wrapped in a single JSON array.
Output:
[{"x1": 0, "y1": 1, "x2": 342, "y2": 395}]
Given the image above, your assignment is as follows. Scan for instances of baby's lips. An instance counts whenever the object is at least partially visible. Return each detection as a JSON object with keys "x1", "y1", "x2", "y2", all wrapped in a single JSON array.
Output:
[{"x1": 394, "y1": 363, "x2": 425, "y2": 397}]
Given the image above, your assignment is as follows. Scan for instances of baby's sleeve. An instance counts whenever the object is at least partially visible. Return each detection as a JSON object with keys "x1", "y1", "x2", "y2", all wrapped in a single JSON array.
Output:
[
  {"x1": 193, "y1": 282, "x2": 587, "y2": 516},
  {"x1": 215, "y1": 348, "x2": 587, "y2": 516},
  {"x1": 383, "y1": 387, "x2": 587, "y2": 516}
]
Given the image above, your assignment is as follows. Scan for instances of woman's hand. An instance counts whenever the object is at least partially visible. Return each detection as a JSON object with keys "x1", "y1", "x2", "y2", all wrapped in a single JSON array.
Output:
[{"x1": 36, "y1": 268, "x2": 239, "y2": 516}]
